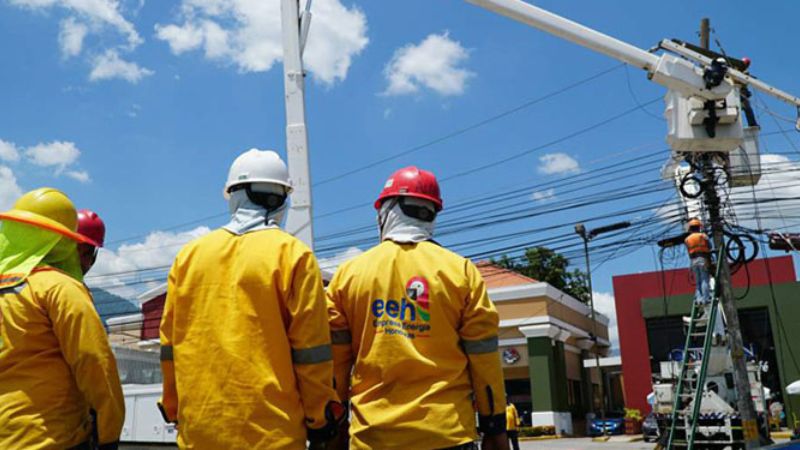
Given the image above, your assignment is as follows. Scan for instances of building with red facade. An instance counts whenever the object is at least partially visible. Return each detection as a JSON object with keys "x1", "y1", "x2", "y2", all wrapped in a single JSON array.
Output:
[{"x1": 613, "y1": 255, "x2": 800, "y2": 422}]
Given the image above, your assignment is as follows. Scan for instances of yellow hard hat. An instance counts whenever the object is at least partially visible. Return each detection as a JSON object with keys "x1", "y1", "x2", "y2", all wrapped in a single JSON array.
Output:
[
  {"x1": 688, "y1": 218, "x2": 703, "y2": 228},
  {"x1": 0, "y1": 188, "x2": 94, "y2": 244}
]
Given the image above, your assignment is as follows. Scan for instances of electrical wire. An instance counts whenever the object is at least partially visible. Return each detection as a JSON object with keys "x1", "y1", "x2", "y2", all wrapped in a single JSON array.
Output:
[{"x1": 313, "y1": 64, "x2": 626, "y2": 186}]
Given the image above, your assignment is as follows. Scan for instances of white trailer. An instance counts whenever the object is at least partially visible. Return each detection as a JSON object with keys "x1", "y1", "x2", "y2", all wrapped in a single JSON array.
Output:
[{"x1": 121, "y1": 384, "x2": 177, "y2": 445}]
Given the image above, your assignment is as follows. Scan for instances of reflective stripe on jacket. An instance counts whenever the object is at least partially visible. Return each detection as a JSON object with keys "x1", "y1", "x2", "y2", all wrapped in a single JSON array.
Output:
[
  {"x1": 0, "y1": 267, "x2": 124, "y2": 449},
  {"x1": 160, "y1": 228, "x2": 337, "y2": 450},
  {"x1": 685, "y1": 232, "x2": 710, "y2": 256},
  {"x1": 327, "y1": 240, "x2": 506, "y2": 450}
]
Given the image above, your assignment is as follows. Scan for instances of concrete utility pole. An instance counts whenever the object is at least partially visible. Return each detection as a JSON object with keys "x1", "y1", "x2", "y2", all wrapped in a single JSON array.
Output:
[
  {"x1": 281, "y1": 0, "x2": 315, "y2": 249},
  {"x1": 698, "y1": 19, "x2": 761, "y2": 449}
]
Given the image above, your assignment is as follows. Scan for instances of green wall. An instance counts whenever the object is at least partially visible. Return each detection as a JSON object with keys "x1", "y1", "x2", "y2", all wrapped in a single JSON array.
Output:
[{"x1": 528, "y1": 336, "x2": 569, "y2": 412}]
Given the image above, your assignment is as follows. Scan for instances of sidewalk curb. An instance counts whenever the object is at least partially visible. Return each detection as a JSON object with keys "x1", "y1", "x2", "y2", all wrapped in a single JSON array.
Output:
[{"x1": 519, "y1": 434, "x2": 562, "y2": 441}]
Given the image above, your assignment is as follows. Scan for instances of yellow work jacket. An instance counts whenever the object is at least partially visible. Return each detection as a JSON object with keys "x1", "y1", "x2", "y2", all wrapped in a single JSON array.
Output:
[
  {"x1": 506, "y1": 404, "x2": 520, "y2": 432},
  {"x1": 0, "y1": 267, "x2": 124, "y2": 449},
  {"x1": 327, "y1": 240, "x2": 506, "y2": 450},
  {"x1": 160, "y1": 228, "x2": 338, "y2": 449}
]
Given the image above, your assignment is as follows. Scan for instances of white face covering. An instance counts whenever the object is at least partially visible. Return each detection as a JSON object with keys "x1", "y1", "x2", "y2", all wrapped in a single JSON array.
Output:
[
  {"x1": 223, "y1": 184, "x2": 288, "y2": 235},
  {"x1": 378, "y1": 197, "x2": 436, "y2": 244}
]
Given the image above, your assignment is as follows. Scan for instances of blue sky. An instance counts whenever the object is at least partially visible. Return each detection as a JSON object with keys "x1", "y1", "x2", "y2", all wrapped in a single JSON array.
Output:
[{"x1": 2, "y1": 0, "x2": 800, "y2": 344}]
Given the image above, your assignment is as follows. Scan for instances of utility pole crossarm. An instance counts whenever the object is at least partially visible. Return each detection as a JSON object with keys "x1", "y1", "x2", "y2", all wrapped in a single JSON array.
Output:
[{"x1": 660, "y1": 39, "x2": 800, "y2": 108}]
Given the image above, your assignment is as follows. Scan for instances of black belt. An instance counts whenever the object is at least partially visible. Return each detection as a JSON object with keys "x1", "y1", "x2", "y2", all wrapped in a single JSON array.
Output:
[
  {"x1": 67, "y1": 440, "x2": 119, "y2": 450},
  {"x1": 440, "y1": 443, "x2": 478, "y2": 450}
]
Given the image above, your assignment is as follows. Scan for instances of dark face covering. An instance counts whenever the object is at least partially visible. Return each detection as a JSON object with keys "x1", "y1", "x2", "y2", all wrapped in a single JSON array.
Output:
[{"x1": 78, "y1": 244, "x2": 98, "y2": 275}]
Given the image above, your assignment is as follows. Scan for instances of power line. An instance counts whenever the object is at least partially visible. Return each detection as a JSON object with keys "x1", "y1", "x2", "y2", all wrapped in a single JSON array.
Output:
[
  {"x1": 314, "y1": 64, "x2": 625, "y2": 186},
  {"x1": 439, "y1": 97, "x2": 663, "y2": 182}
]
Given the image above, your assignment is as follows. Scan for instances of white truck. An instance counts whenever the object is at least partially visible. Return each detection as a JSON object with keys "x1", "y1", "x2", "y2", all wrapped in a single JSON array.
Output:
[{"x1": 121, "y1": 384, "x2": 177, "y2": 446}]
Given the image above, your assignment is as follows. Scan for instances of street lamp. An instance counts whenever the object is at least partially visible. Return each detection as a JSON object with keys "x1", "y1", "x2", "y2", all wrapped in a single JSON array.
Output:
[{"x1": 575, "y1": 220, "x2": 630, "y2": 438}]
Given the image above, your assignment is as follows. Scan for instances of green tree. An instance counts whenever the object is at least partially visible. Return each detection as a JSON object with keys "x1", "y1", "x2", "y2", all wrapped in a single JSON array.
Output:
[{"x1": 492, "y1": 247, "x2": 590, "y2": 303}]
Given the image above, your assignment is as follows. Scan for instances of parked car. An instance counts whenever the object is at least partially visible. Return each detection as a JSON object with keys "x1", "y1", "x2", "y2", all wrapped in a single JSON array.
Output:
[
  {"x1": 588, "y1": 411, "x2": 625, "y2": 436},
  {"x1": 642, "y1": 413, "x2": 661, "y2": 443}
]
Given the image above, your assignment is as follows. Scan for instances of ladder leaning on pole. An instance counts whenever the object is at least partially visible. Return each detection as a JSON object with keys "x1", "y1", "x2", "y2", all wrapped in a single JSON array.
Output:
[{"x1": 665, "y1": 245, "x2": 729, "y2": 449}]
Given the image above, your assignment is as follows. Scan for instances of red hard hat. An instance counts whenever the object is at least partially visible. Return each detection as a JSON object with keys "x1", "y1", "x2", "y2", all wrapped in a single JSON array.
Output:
[
  {"x1": 374, "y1": 166, "x2": 443, "y2": 211},
  {"x1": 77, "y1": 209, "x2": 105, "y2": 247}
]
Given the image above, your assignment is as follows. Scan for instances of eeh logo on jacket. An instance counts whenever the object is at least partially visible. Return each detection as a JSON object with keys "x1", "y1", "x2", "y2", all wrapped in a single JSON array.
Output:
[
  {"x1": 370, "y1": 276, "x2": 432, "y2": 339},
  {"x1": 406, "y1": 276, "x2": 430, "y2": 321}
]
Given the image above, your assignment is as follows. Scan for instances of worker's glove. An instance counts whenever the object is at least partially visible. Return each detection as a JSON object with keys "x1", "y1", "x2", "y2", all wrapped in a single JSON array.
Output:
[
  {"x1": 307, "y1": 401, "x2": 346, "y2": 449},
  {"x1": 478, "y1": 412, "x2": 507, "y2": 436}
]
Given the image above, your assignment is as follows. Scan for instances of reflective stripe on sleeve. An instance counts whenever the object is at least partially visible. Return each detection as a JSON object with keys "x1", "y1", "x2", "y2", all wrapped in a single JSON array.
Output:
[
  {"x1": 330, "y1": 330, "x2": 352, "y2": 345},
  {"x1": 292, "y1": 344, "x2": 333, "y2": 365},
  {"x1": 160, "y1": 345, "x2": 174, "y2": 361},
  {"x1": 462, "y1": 336, "x2": 499, "y2": 354}
]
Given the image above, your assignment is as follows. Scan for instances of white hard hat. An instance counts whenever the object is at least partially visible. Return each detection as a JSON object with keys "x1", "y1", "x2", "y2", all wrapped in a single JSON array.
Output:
[{"x1": 225, "y1": 149, "x2": 293, "y2": 195}]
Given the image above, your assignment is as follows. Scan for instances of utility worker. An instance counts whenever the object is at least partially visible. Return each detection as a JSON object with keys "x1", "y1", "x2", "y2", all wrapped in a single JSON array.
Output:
[
  {"x1": 159, "y1": 149, "x2": 343, "y2": 449},
  {"x1": 685, "y1": 218, "x2": 711, "y2": 306},
  {"x1": 327, "y1": 166, "x2": 509, "y2": 450},
  {"x1": 506, "y1": 400, "x2": 521, "y2": 450},
  {"x1": 77, "y1": 209, "x2": 105, "y2": 275},
  {"x1": 0, "y1": 188, "x2": 124, "y2": 449},
  {"x1": 684, "y1": 218, "x2": 726, "y2": 344}
]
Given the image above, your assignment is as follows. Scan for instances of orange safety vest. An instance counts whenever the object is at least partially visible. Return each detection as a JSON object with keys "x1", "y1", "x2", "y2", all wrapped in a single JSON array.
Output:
[{"x1": 685, "y1": 232, "x2": 710, "y2": 256}]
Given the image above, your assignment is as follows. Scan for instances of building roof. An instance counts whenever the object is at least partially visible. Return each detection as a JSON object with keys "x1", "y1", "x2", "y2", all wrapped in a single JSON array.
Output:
[
  {"x1": 91, "y1": 288, "x2": 140, "y2": 324},
  {"x1": 476, "y1": 261, "x2": 538, "y2": 288}
]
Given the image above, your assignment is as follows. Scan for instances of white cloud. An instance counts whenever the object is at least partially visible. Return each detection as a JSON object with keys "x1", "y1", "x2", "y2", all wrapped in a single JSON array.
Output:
[
  {"x1": 10, "y1": 0, "x2": 141, "y2": 49},
  {"x1": 155, "y1": 0, "x2": 368, "y2": 85},
  {"x1": 87, "y1": 226, "x2": 211, "y2": 298},
  {"x1": 127, "y1": 103, "x2": 141, "y2": 118},
  {"x1": 25, "y1": 140, "x2": 80, "y2": 172},
  {"x1": 730, "y1": 153, "x2": 800, "y2": 231},
  {"x1": 538, "y1": 152, "x2": 581, "y2": 175},
  {"x1": 2, "y1": 138, "x2": 91, "y2": 183},
  {"x1": 59, "y1": 17, "x2": 88, "y2": 57},
  {"x1": 0, "y1": 140, "x2": 20, "y2": 162},
  {"x1": 592, "y1": 291, "x2": 619, "y2": 355},
  {"x1": 90, "y1": 50, "x2": 153, "y2": 83},
  {"x1": 154, "y1": 21, "x2": 206, "y2": 55},
  {"x1": 531, "y1": 188, "x2": 555, "y2": 202},
  {"x1": 383, "y1": 32, "x2": 473, "y2": 96},
  {"x1": 23, "y1": 140, "x2": 90, "y2": 181},
  {"x1": 66, "y1": 170, "x2": 91, "y2": 183},
  {"x1": 0, "y1": 166, "x2": 24, "y2": 210},
  {"x1": 657, "y1": 154, "x2": 800, "y2": 232},
  {"x1": 10, "y1": 0, "x2": 146, "y2": 83},
  {"x1": 318, "y1": 246, "x2": 363, "y2": 272}
]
